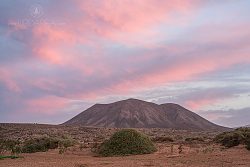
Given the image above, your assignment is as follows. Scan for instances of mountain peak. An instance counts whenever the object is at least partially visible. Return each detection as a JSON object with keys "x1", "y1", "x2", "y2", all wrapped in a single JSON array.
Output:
[
  {"x1": 63, "y1": 98, "x2": 229, "y2": 131},
  {"x1": 121, "y1": 98, "x2": 145, "y2": 103}
]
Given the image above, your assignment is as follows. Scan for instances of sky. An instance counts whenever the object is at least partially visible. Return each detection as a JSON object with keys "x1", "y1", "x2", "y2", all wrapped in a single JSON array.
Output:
[{"x1": 0, "y1": 0, "x2": 250, "y2": 127}]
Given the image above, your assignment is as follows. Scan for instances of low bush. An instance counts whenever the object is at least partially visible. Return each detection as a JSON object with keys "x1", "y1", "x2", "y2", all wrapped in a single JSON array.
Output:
[
  {"x1": 0, "y1": 136, "x2": 76, "y2": 155},
  {"x1": 185, "y1": 137, "x2": 204, "y2": 142},
  {"x1": 58, "y1": 136, "x2": 75, "y2": 154},
  {"x1": 152, "y1": 136, "x2": 174, "y2": 143},
  {"x1": 246, "y1": 138, "x2": 250, "y2": 150},
  {"x1": 0, "y1": 139, "x2": 21, "y2": 155},
  {"x1": 214, "y1": 128, "x2": 250, "y2": 150},
  {"x1": 0, "y1": 139, "x2": 6, "y2": 154},
  {"x1": 221, "y1": 132, "x2": 243, "y2": 148},
  {"x1": 21, "y1": 137, "x2": 59, "y2": 153},
  {"x1": 97, "y1": 129, "x2": 157, "y2": 157},
  {"x1": 59, "y1": 138, "x2": 75, "y2": 148}
]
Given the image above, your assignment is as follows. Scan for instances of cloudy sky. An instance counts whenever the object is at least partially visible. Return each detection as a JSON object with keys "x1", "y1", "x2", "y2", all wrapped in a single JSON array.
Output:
[{"x1": 0, "y1": 0, "x2": 250, "y2": 127}]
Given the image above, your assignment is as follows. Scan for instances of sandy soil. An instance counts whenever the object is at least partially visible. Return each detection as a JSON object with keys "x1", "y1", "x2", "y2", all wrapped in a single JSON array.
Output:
[{"x1": 1, "y1": 144, "x2": 249, "y2": 167}]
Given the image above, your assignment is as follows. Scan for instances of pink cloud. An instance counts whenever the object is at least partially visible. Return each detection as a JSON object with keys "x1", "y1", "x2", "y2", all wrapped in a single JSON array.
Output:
[
  {"x1": 25, "y1": 24, "x2": 250, "y2": 101},
  {"x1": 0, "y1": 68, "x2": 21, "y2": 93},
  {"x1": 105, "y1": 48, "x2": 250, "y2": 96},
  {"x1": 185, "y1": 99, "x2": 220, "y2": 110},
  {"x1": 27, "y1": 0, "x2": 201, "y2": 64},
  {"x1": 30, "y1": 78, "x2": 66, "y2": 92},
  {"x1": 4, "y1": 0, "x2": 250, "y2": 101},
  {"x1": 78, "y1": 0, "x2": 196, "y2": 32},
  {"x1": 25, "y1": 96, "x2": 69, "y2": 115},
  {"x1": 76, "y1": 0, "x2": 201, "y2": 45}
]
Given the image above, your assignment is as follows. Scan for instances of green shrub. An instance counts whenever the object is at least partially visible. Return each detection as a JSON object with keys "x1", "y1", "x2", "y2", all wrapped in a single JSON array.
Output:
[
  {"x1": 0, "y1": 136, "x2": 76, "y2": 154},
  {"x1": 185, "y1": 137, "x2": 204, "y2": 142},
  {"x1": 97, "y1": 129, "x2": 157, "y2": 157},
  {"x1": 235, "y1": 127, "x2": 250, "y2": 134},
  {"x1": 58, "y1": 136, "x2": 75, "y2": 154},
  {"x1": 0, "y1": 139, "x2": 6, "y2": 154},
  {"x1": 220, "y1": 132, "x2": 243, "y2": 148},
  {"x1": 11, "y1": 145, "x2": 22, "y2": 155},
  {"x1": 246, "y1": 138, "x2": 250, "y2": 151},
  {"x1": 152, "y1": 136, "x2": 174, "y2": 143},
  {"x1": 22, "y1": 137, "x2": 59, "y2": 153},
  {"x1": 0, "y1": 139, "x2": 21, "y2": 155},
  {"x1": 214, "y1": 128, "x2": 250, "y2": 149},
  {"x1": 59, "y1": 138, "x2": 75, "y2": 148}
]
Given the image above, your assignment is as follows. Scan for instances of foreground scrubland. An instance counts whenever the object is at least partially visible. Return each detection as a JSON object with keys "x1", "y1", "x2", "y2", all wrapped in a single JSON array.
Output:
[{"x1": 0, "y1": 124, "x2": 249, "y2": 167}]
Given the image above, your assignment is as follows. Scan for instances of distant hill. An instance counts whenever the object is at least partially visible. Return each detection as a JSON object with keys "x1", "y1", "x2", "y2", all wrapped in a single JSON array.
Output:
[{"x1": 63, "y1": 98, "x2": 229, "y2": 131}]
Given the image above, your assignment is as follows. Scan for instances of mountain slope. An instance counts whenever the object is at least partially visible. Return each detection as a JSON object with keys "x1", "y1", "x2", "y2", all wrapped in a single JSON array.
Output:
[{"x1": 63, "y1": 98, "x2": 228, "y2": 131}]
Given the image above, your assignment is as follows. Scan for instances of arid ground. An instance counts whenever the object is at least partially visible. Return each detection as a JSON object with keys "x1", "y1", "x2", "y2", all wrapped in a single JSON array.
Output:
[{"x1": 0, "y1": 124, "x2": 249, "y2": 167}]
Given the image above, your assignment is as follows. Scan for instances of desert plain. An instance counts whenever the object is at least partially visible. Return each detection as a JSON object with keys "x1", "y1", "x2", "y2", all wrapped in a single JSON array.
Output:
[{"x1": 0, "y1": 123, "x2": 249, "y2": 167}]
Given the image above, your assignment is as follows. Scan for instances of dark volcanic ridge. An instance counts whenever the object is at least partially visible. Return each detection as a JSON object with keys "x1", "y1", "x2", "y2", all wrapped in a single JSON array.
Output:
[{"x1": 63, "y1": 98, "x2": 228, "y2": 131}]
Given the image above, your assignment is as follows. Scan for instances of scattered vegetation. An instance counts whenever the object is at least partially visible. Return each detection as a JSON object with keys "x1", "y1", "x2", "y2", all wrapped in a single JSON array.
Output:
[
  {"x1": 185, "y1": 137, "x2": 204, "y2": 142},
  {"x1": 22, "y1": 137, "x2": 60, "y2": 153},
  {"x1": 58, "y1": 136, "x2": 75, "y2": 154},
  {"x1": 97, "y1": 129, "x2": 157, "y2": 157},
  {"x1": 0, "y1": 155, "x2": 21, "y2": 160},
  {"x1": 202, "y1": 146, "x2": 214, "y2": 154},
  {"x1": 0, "y1": 136, "x2": 76, "y2": 155},
  {"x1": 214, "y1": 128, "x2": 250, "y2": 150},
  {"x1": 0, "y1": 139, "x2": 21, "y2": 155},
  {"x1": 152, "y1": 136, "x2": 174, "y2": 143},
  {"x1": 245, "y1": 137, "x2": 250, "y2": 150}
]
